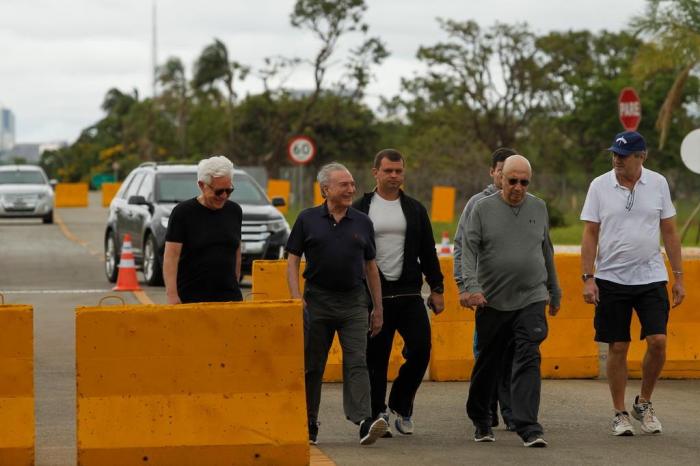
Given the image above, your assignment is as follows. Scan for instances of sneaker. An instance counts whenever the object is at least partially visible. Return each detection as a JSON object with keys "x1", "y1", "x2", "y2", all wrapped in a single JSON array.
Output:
[
  {"x1": 359, "y1": 417, "x2": 388, "y2": 446},
  {"x1": 380, "y1": 412, "x2": 393, "y2": 438},
  {"x1": 505, "y1": 422, "x2": 517, "y2": 432},
  {"x1": 610, "y1": 411, "x2": 635, "y2": 436},
  {"x1": 632, "y1": 396, "x2": 663, "y2": 434},
  {"x1": 474, "y1": 425, "x2": 495, "y2": 442},
  {"x1": 394, "y1": 414, "x2": 414, "y2": 435},
  {"x1": 308, "y1": 421, "x2": 319, "y2": 445},
  {"x1": 522, "y1": 432, "x2": 548, "y2": 448}
]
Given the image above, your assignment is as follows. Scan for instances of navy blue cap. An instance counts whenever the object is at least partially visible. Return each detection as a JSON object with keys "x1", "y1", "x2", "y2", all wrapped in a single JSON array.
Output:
[{"x1": 607, "y1": 131, "x2": 646, "y2": 156}]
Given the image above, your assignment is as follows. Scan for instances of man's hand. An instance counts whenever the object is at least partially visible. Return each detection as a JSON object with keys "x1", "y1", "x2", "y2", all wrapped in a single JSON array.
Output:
[
  {"x1": 459, "y1": 291, "x2": 472, "y2": 309},
  {"x1": 369, "y1": 308, "x2": 383, "y2": 337},
  {"x1": 548, "y1": 304, "x2": 560, "y2": 316},
  {"x1": 582, "y1": 279, "x2": 599, "y2": 305},
  {"x1": 428, "y1": 292, "x2": 445, "y2": 315},
  {"x1": 672, "y1": 280, "x2": 685, "y2": 307},
  {"x1": 467, "y1": 292, "x2": 487, "y2": 308},
  {"x1": 166, "y1": 293, "x2": 181, "y2": 305}
]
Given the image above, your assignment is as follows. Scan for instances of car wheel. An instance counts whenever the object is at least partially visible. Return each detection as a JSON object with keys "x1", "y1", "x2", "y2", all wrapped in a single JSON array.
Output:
[
  {"x1": 143, "y1": 234, "x2": 164, "y2": 286},
  {"x1": 42, "y1": 210, "x2": 54, "y2": 224},
  {"x1": 105, "y1": 232, "x2": 119, "y2": 283}
]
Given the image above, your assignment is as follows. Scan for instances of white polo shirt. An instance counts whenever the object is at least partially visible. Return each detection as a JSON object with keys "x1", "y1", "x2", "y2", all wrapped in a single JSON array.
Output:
[{"x1": 580, "y1": 167, "x2": 675, "y2": 285}]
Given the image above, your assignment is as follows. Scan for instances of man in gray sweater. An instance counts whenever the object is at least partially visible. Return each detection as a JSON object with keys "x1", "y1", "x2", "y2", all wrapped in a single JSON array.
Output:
[{"x1": 461, "y1": 155, "x2": 561, "y2": 447}]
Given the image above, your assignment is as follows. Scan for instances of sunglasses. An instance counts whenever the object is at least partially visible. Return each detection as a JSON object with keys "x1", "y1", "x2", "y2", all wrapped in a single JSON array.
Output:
[
  {"x1": 507, "y1": 178, "x2": 530, "y2": 187},
  {"x1": 208, "y1": 185, "x2": 234, "y2": 197}
]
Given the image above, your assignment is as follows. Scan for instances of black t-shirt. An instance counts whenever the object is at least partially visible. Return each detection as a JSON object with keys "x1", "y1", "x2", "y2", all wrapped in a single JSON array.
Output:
[
  {"x1": 285, "y1": 203, "x2": 376, "y2": 291},
  {"x1": 165, "y1": 197, "x2": 243, "y2": 303}
]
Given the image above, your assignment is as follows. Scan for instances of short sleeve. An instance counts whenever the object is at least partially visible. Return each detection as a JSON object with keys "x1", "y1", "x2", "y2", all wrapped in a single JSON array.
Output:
[
  {"x1": 364, "y1": 219, "x2": 376, "y2": 261},
  {"x1": 580, "y1": 181, "x2": 601, "y2": 223},
  {"x1": 659, "y1": 176, "x2": 676, "y2": 219},
  {"x1": 285, "y1": 214, "x2": 306, "y2": 256},
  {"x1": 165, "y1": 203, "x2": 186, "y2": 243}
]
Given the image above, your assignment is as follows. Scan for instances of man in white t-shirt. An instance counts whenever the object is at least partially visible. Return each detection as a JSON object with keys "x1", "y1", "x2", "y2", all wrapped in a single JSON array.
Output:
[
  {"x1": 354, "y1": 149, "x2": 445, "y2": 437},
  {"x1": 580, "y1": 131, "x2": 685, "y2": 437}
]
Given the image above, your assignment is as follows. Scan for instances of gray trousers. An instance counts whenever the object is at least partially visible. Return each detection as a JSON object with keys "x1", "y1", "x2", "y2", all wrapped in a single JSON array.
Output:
[{"x1": 304, "y1": 283, "x2": 371, "y2": 425}]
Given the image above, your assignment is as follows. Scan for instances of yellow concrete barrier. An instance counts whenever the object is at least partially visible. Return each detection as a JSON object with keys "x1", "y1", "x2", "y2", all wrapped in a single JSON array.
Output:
[
  {"x1": 430, "y1": 255, "x2": 599, "y2": 380},
  {"x1": 0, "y1": 304, "x2": 34, "y2": 466},
  {"x1": 267, "y1": 179, "x2": 290, "y2": 214},
  {"x1": 627, "y1": 258, "x2": 700, "y2": 378},
  {"x1": 55, "y1": 182, "x2": 89, "y2": 207},
  {"x1": 430, "y1": 186, "x2": 456, "y2": 223},
  {"x1": 252, "y1": 260, "x2": 406, "y2": 381},
  {"x1": 76, "y1": 301, "x2": 308, "y2": 466},
  {"x1": 101, "y1": 182, "x2": 122, "y2": 207},
  {"x1": 313, "y1": 181, "x2": 323, "y2": 206}
]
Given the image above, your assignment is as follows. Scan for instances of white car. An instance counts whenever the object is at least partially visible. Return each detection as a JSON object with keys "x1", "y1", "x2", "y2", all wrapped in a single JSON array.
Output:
[{"x1": 0, "y1": 165, "x2": 55, "y2": 224}]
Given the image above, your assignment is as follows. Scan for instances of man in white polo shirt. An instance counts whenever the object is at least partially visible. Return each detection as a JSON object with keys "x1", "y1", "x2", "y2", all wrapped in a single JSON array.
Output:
[{"x1": 580, "y1": 131, "x2": 685, "y2": 437}]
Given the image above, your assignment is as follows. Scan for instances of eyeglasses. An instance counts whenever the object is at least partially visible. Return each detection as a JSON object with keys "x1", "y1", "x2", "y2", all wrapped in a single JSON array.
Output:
[
  {"x1": 507, "y1": 178, "x2": 530, "y2": 187},
  {"x1": 208, "y1": 185, "x2": 234, "y2": 197}
]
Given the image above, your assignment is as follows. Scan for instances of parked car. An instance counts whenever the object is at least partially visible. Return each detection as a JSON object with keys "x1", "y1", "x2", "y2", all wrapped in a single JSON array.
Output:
[
  {"x1": 0, "y1": 164, "x2": 55, "y2": 223},
  {"x1": 104, "y1": 162, "x2": 290, "y2": 285}
]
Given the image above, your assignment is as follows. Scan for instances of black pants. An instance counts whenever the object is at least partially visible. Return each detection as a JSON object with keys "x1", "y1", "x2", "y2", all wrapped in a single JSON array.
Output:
[
  {"x1": 367, "y1": 295, "x2": 431, "y2": 418},
  {"x1": 466, "y1": 301, "x2": 547, "y2": 439}
]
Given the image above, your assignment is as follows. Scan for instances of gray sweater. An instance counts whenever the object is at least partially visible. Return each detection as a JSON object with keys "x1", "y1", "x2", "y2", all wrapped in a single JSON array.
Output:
[
  {"x1": 461, "y1": 192, "x2": 562, "y2": 311},
  {"x1": 453, "y1": 184, "x2": 498, "y2": 292}
]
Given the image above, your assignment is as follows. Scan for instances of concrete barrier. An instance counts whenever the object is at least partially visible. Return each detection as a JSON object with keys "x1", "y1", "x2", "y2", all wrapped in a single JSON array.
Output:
[
  {"x1": 267, "y1": 179, "x2": 290, "y2": 214},
  {"x1": 313, "y1": 181, "x2": 323, "y2": 206},
  {"x1": 430, "y1": 255, "x2": 599, "y2": 380},
  {"x1": 627, "y1": 258, "x2": 700, "y2": 378},
  {"x1": 0, "y1": 304, "x2": 34, "y2": 466},
  {"x1": 430, "y1": 186, "x2": 456, "y2": 223},
  {"x1": 76, "y1": 301, "x2": 308, "y2": 465},
  {"x1": 101, "y1": 182, "x2": 122, "y2": 207},
  {"x1": 55, "y1": 182, "x2": 89, "y2": 207},
  {"x1": 251, "y1": 260, "x2": 406, "y2": 381}
]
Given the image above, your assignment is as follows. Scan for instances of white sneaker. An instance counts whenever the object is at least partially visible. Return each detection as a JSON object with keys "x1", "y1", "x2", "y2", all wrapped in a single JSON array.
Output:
[
  {"x1": 611, "y1": 411, "x2": 635, "y2": 436},
  {"x1": 632, "y1": 396, "x2": 663, "y2": 434},
  {"x1": 394, "y1": 414, "x2": 414, "y2": 435}
]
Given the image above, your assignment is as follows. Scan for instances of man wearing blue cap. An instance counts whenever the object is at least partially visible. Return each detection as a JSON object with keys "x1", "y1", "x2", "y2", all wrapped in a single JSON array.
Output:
[{"x1": 580, "y1": 131, "x2": 685, "y2": 437}]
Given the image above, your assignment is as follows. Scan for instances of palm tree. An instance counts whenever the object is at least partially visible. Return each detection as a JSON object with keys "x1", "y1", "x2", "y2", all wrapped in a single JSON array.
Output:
[
  {"x1": 633, "y1": 0, "x2": 700, "y2": 148},
  {"x1": 157, "y1": 57, "x2": 189, "y2": 155}
]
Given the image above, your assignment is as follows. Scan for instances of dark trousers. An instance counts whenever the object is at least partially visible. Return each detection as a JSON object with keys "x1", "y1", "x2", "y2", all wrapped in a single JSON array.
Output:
[
  {"x1": 367, "y1": 295, "x2": 431, "y2": 418},
  {"x1": 304, "y1": 284, "x2": 371, "y2": 425},
  {"x1": 466, "y1": 301, "x2": 548, "y2": 439},
  {"x1": 474, "y1": 330, "x2": 513, "y2": 426}
]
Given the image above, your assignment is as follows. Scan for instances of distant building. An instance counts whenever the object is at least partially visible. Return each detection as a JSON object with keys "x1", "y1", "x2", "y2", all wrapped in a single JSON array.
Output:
[
  {"x1": 0, "y1": 141, "x2": 67, "y2": 164},
  {"x1": 0, "y1": 106, "x2": 15, "y2": 151}
]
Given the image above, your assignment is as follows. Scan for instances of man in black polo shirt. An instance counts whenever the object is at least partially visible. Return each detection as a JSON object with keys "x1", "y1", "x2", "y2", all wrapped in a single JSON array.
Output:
[
  {"x1": 354, "y1": 149, "x2": 444, "y2": 437},
  {"x1": 286, "y1": 162, "x2": 388, "y2": 446}
]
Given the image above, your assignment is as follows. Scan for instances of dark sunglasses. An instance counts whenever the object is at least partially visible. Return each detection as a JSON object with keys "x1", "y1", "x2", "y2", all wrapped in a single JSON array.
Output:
[
  {"x1": 209, "y1": 185, "x2": 234, "y2": 197},
  {"x1": 507, "y1": 178, "x2": 530, "y2": 187}
]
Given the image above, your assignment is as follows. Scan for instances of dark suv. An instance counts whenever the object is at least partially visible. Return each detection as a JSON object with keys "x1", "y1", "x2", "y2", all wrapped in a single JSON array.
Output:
[{"x1": 104, "y1": 162, "x2": 290, "y2": 285}]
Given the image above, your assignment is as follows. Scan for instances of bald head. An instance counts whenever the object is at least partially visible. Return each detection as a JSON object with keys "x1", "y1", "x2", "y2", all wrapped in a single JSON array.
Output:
[
  {"x1": 502, "y1": 154, "x2": 532, "y2": 178},
  {"x1": 501, "y1": 154, "x2": 532, "y2": 206}
]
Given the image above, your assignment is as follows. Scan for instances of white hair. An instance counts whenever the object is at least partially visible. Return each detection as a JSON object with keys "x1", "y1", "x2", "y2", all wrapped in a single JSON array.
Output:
[
  {"x1": 197, "y1": 155, "x2": 235, "y2": 184},
  {"x1": 317, "y1": 162, "x2": 349, "y2": 188}
]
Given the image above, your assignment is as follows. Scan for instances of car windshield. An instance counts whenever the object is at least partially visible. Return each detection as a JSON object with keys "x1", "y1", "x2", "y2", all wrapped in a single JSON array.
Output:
[
  {"x1": 155, "y1": 172, "x2": 269, "y2": 205},
  {"x1": 0, "y1": 170, "x2": 46, "y2": 185}
]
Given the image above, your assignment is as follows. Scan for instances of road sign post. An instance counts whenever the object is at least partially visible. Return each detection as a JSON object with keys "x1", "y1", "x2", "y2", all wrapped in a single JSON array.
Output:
[
  {"x1": 618, "y1": 87, "x2": 641, "y2": 131},
  {"x1": 287, "y1": 136, "x2": 317, "y2": 208}
]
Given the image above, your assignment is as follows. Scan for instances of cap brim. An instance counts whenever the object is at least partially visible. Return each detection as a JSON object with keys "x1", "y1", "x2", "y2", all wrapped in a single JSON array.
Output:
[{"x1": 606, "y1": 145, "x2": 634, "y2": 156}]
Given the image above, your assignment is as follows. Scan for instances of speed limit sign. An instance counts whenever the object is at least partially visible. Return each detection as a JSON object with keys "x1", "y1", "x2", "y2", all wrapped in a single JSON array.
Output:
[{"x1": 287, "y1": 136, "x2": 317, "y2": 165}]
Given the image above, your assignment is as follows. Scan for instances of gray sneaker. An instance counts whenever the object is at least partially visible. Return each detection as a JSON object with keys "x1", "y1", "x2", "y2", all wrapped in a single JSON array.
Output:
[
  {"x1": 380, "y1": 412, "x2": 393, "y2": 438},
  {"x1": 394, "y1": 414, "x2": 414, "y2": 435},
  {"x1": 632, "y1": 396, "x2": 662, "y2": 434},
  {"x1": 611, "y1": 411, "x2": 635, "y2": 436}
]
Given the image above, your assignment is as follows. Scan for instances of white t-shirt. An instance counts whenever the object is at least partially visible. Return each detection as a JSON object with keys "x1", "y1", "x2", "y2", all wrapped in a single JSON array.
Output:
[
  {"x1": 368, "y1": 193, "x2": 406, "y2": 281},
  {"x1": 580, "y1": 167, "x2": 676, "y2": 285}
]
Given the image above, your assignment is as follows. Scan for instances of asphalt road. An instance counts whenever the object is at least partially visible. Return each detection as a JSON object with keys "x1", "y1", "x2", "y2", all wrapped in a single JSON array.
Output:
[{"x1": 1, "y1": 192, "x2": 698, "y2": 466}]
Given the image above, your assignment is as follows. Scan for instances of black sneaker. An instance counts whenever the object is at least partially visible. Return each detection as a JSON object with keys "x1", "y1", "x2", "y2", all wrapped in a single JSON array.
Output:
[
  {"x1": 380, "y1": 412, "x2": 393, "y2": 438},
  {"x1": 474, "y1": 426, "x2": 495, "y2": 442},
  {"x1": 308, "y1": 421, "x2": 319, "y2": 445},
  {"x1": 359, "y1": 417, "x2": 388, "y2": 445},
  {"x1": 523, "y1": 432, "x2": 548, "y2": 448},
  {"x1": 505, "y1": 422, "x2": 517, "y2": 432}
]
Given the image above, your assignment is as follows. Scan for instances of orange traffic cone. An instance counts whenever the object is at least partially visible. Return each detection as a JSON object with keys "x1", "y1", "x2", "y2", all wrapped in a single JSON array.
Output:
[
  {"x1": 439, "y1": 231, "x2": 452, "y2": 256},
  {"x1": 113, "y1": 233, "x2": 142, "y2": 291}
]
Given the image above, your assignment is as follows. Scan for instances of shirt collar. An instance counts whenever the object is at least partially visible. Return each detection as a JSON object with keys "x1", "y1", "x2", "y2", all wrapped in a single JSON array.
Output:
[
  {"x1": 320, "y1": 201, "x2": 353, "y2": 219},
  {"x1": 609, "y1": 167, "x2": 648, "y2": 188}
]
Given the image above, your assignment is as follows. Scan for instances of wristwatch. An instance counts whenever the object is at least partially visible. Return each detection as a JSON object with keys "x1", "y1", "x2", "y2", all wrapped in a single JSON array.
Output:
[{"x1": 581, "y1": 273, "x2": 595, "y2": 282}]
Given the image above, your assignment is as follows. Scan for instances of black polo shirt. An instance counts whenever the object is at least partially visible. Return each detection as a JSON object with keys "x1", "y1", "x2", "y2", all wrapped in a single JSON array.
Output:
[{"x1": 286, "y1": 203, "x2": 376, "y2": 291}]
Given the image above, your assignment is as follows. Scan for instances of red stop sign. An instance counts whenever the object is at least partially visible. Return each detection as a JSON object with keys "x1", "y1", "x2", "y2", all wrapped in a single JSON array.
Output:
[{"x1": 618, "y1": 87, "x2": 641, "y2": 131}]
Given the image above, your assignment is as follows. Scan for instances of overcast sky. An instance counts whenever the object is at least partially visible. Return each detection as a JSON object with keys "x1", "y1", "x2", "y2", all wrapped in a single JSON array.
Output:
[{"x1": 0, "y1": 0, "x2": 647, "y2": 144}]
